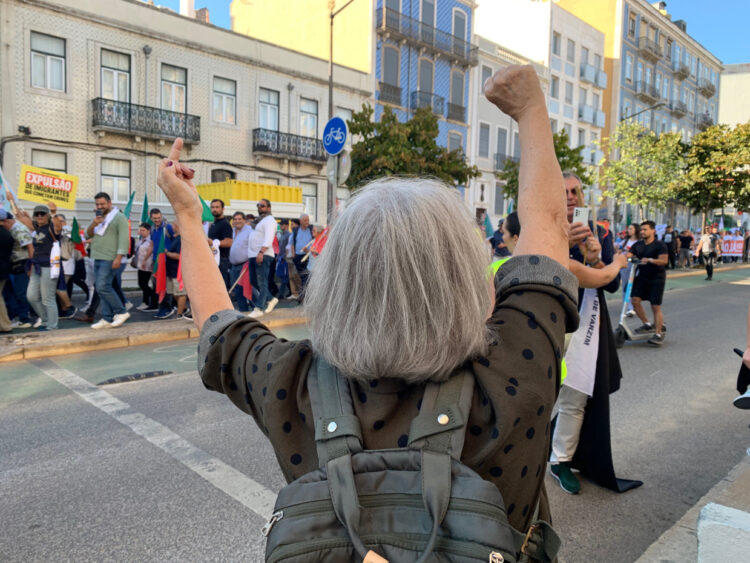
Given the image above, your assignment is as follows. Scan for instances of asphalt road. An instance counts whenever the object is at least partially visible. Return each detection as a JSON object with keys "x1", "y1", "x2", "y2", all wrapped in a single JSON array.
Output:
[{"x1": 1, "y1": 268, "x2": 749, "y2": 562}]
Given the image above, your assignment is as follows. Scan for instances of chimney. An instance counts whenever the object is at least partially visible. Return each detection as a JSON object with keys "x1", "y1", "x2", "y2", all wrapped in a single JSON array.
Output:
[
  {"x1": 673, "y1": 19, "x2": 687, "y2": 32},
  {"x1": 195, "y1": 7, "x2": 209, "y2": 23},
  {"x1": 179, "y1": 0, "x2": 195, "y2": 18}
]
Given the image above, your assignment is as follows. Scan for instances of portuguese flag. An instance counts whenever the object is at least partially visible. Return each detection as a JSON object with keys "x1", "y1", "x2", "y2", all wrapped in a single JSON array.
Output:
[
  {"x1": 70, "y1": 217, "x2": 86, "y2": 256},
  {"x1": 153, "y1": 229, "x2": 167, "y2": 301}
]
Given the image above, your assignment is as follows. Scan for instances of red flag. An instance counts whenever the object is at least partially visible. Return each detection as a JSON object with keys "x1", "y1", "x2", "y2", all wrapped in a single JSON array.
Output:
[
  {"x1": 238, "y1": 263, "x2": 253, "y2": 300},
  {"x1": 70, "y1": 217, "x2": 86, "y2": 256},
  {"x1": 153, "y1": 230, "x2": 167, "y2": 301},
  {"x1": 311, "y1": 227, "x2": 329, "y2": 256},
  {"x1": 177, "y1": 254, "x2": 184, "y2": 291}
]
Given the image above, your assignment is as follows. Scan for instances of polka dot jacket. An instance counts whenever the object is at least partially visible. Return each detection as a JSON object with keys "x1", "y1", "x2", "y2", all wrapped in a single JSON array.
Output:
[{"x1": 198, "y1": 254, "x2": 579, "y2": 533}]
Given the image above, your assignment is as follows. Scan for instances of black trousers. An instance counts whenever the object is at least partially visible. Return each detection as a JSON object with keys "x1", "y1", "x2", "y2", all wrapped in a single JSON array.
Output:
[
  {"x1": 704, "y1": 252, "x2": 716, "y2": 278},
  {"x1": 138, "y1": 269, "x2": 159, "y2": 309}
]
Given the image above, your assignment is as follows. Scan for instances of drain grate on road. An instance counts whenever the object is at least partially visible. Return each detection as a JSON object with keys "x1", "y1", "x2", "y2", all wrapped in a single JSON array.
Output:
[{"x1": 98, "y1": 370, "x2": 173, "y2": 386}]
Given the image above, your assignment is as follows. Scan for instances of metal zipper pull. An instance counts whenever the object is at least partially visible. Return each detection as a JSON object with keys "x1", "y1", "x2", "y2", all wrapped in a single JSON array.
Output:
[
  {"x1": 489, "y1": 552, "x2": 504, "y2": 563},
  {"x1": 261, "y1": 510, "x2": 284, "y2": 536}
]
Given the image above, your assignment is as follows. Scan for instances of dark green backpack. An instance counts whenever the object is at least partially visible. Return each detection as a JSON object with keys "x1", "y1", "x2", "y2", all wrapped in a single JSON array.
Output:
[{"x1": 262, "y1": 357, "x2": 560, "y2": 562}]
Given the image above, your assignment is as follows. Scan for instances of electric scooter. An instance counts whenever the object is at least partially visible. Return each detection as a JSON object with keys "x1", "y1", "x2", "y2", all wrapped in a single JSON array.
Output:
[{"x1": 614, "y1": 258, "x2": 666, "y2": 348}]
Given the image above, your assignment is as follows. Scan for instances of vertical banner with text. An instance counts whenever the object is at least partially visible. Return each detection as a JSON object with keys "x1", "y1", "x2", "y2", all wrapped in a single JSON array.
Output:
[{"x1": 18, "y1": 164, "x2": 79, "y2": 209}]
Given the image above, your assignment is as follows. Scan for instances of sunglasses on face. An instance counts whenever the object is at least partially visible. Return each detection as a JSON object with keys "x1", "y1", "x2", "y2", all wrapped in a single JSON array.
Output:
[{"x1": 34, "y1": 212, "x2": 48, "y2": 217}]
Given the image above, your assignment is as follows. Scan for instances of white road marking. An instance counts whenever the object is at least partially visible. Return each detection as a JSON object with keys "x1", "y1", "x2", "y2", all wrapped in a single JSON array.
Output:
[{"x1": 31, "y1": 358, "x2": 277, "y2": 519}]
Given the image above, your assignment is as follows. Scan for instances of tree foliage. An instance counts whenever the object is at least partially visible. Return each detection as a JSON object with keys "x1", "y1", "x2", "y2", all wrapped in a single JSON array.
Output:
[
  {"x1": 495, "y1": 129, "x2": 591, "y2": 201},
  {"x1": 345, "y1": 104, "x2": 480, "y2": 188},
  {"x1": 675, "y1": 122, "x2": 750, "y2": 216},
  {"x1": 599, "y1": 120, "x2": 687, "y2": 219}
]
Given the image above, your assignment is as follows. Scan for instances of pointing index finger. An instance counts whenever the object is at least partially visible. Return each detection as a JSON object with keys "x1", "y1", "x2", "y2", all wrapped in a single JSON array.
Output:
[{"x1": 168, "y1": 138, "x2": 184, "y2": 162}]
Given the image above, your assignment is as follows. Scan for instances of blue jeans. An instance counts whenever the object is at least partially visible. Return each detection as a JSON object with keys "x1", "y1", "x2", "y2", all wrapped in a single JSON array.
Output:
[
  {"x1": 230, "y1": 262, "x2": 251, "y2": 312},
  {"x1": 249, "y1": 255, "x2": 274, "y2": 310},
  {"x1": 5, "y1": 270, "x2": 32, "y2": 322},
  {"x1": 27, "y1": 267, "x2": 58, "y2": 329},
  {"x1": 94, "y1": 259, "x2": 126, "y2": 322}
]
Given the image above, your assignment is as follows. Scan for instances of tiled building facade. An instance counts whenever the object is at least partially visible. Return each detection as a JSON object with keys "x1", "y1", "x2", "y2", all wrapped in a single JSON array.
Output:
[{"x1": 0, "y1": 0, "x2": 371, "y2": 224}]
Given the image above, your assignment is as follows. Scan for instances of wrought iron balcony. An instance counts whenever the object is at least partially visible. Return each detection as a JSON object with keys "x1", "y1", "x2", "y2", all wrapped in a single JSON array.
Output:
[
  {"x1": 91, "y1": 98, "x2": 200, "y2": 144},
  {"x1": 410, "y1": 91, "x2": 445, "y2": 115},
  {"x1": 376, "y1": 7, "x2": 478, "y2": 67},
  {"x1": 672, "y1": 61, "x2": 690, "y2": 80},
  {"x1": 637, "y1": 36, "x2": 662, "y2": 62},
  {"x1": 447, "y1": 103, "x2": 466, "y2": 122},
  {"x1": 635, "y1": 81, "x2": 660, "y2": 104},
  {"x1": 494, "y1": 153, "x2": 520, "y2": 170},
  {"x1": 252, "y1": 128, "x2": 326, "y2": 163},
  {"x1": 378, "y1": 82, "x2": 402, "y2": 106},
  {"x1": 698, "y1": 78, "x2": 716, "y2": 98},
  {"x1": 697, "y1": 113, "x2": 714, "y2": 131},
  {"x1": 669, "y1": 100, "x2": 688, "y2": 118}
]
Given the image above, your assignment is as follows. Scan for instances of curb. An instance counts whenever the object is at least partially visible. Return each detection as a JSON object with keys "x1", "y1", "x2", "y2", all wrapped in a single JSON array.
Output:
[
  {"x1": 665, "y1": 263, "x2": 750, "y2": 280},
  {"x1": 0, "y1": 316, "x2": 308, "y2": 363}
]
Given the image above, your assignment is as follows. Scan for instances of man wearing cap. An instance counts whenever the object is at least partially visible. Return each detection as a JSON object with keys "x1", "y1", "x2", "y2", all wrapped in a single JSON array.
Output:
[
  {"x1": 15, "y1": 205, "x2": 59, "y2": 330},
  {"x1": 86, "y1": 192, "x2": 130, "y2": 329},
  {"x1": 0, "y1": 209, "x2": 34, "y2": 328}
]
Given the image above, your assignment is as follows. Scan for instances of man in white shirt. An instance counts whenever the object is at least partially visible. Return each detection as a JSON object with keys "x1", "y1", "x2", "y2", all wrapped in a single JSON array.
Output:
[{"x1": 247, "y1": 199, "x2": 278, "y2": 318}]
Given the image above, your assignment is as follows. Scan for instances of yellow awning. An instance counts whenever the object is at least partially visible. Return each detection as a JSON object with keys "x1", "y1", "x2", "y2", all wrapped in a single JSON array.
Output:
[{"x1": 196, "y1": 180, "x2": 303, "y2": 204}]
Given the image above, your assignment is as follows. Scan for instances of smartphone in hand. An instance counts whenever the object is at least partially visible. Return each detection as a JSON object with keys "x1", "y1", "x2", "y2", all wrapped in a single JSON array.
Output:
[{"x1": 573, "y1": 207, "x2": 590, "y2": 226}]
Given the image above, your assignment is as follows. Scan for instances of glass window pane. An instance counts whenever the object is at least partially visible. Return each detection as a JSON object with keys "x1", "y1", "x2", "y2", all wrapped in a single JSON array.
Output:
[
  {"x1": 451, "y1": 71, "x2": 463, "y2": 105},
  {"x1": 102, "y1": 68, "x2": 115, "y2": 99},
  {"x1": 49, "y1": 57, "x2": 64, "y2": 91},
  {"x1": 102, "y1": 49, "x2": 130, "y2": 71},
  {"x1": 101, "y1": 176, "x2": 114, "y2": 196},
  {"x1": 481, "y1": 65, "x2": 492, "y2": 85},
  {"x1": 384, "y1": 47, "x2": 399, "y2": 86},
  {"x1": 118, "y1": 72, "x2": 129, "y2": 102},
  {"x1": 213, "y1": 93, "x2": 224, "y2": 122},
  {"x1": 301, "y1": 182, "x2": 317, "y2": 196},
  {"x1": 102, "y1": 158, "x2": 130, "y2": 177},
  {"x1": 226, "y1": 96, "x2": 236, "y2": 124},
  {"x1": 214, "y1": 77, "x2": 236, "y2": 95},
  {"x1": 32, "y1": 149, "x2": 66, "y2": 172},
  {"x1": 479, "y1": 124, "x2": 489, "y2": 158},
  {"x1": 31, "y1": 53, "x2": 46, "y2": 88},
  {"x1": 161, "y1": 83, "x2": 171, "y2": 110},
  {"x1": 496, "y1": 128, "x2": 507, "y2": 155},
  {"x1": 419, "y1": 59, "x2": 433, "y2": 92},
  {"x1": 31, "y1": 32, "x2": 65, "y2": 56},
  {"x1": 161, "y1": 64, "x2": 186, "y2": 84},
  {"x1": 453, "y1": 10, "x2": 466, "y2": 41},
  {"x1": 174, "y1": 84, "x2": 185, "y2": 112},
  {"x1": 300, "y1": 98, "x2": 317, "y2": 113},
  {"x1": 335, "y1": 107, "x2": 352, "y2": 122}
]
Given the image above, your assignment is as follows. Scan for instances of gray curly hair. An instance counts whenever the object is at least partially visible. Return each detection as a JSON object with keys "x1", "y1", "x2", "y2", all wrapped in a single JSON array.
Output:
[{"x1": 303, "y1": 177, "x2": 492, "y2": 383}]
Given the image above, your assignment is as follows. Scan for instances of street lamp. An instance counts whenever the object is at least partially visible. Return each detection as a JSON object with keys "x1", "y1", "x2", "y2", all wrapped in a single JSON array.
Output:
[
  {"x1": 327, "y1": 0, "x2": 357, "y2": 219},
  {"x1": 620, "y1": 101, "x2": 665, "y2": 122}
]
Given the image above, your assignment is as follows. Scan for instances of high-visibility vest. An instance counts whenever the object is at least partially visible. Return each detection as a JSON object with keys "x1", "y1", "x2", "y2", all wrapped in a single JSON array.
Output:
[{"x1": 490, "y1": 257, "x2": 567, "y2": 384}]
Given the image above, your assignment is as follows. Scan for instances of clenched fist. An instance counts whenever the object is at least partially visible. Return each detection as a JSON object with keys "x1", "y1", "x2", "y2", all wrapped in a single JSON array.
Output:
[{"x1": 483, "y1": 65, "x2": 546, "y2": 122}]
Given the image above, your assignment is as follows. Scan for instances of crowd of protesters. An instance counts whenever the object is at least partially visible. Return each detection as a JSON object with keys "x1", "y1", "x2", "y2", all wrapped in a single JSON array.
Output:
[{"x1": 0, "y1": 189, "x2": 324, "y2": 333}]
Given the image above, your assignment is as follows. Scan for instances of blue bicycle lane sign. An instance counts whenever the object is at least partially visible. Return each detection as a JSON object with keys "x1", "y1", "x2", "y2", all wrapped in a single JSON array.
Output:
[{"x1": 322, "y1": 117, "x2": 348, "y2": 156}]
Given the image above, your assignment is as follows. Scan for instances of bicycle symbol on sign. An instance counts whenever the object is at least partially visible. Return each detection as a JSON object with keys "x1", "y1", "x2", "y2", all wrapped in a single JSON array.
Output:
[{"x1": 324, "y1": 127, "x2": 345, "y2": 145}]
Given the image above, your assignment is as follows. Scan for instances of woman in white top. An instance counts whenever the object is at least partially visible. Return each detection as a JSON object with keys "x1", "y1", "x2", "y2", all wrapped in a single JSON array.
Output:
[{"x1": 619, "y1": 223, "x2": 640, "y2": 316}]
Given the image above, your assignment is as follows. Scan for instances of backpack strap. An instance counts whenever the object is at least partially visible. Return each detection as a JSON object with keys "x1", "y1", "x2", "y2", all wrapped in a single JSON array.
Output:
[
  {"x1": 308, "y1": 356, "x2": 364, "y2": 466},
  {"x1": 514, "y1": 500, "x2": 561, "y2": 562}
]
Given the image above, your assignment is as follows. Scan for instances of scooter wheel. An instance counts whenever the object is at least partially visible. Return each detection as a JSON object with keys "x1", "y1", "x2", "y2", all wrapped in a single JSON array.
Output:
[{"x1": 614, "y1": 327, "x2": 626, "y2": 348}]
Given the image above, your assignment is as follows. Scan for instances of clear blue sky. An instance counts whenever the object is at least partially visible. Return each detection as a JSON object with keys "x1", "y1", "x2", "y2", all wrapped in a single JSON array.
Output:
[{"x1": 145, "y1": 0, "x2": 749, "y2": 65}]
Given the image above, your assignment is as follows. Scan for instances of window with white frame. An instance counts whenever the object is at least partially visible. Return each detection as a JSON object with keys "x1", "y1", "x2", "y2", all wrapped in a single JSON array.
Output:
[
  {"x1": 636, "y1": 62, "x2": 643, "y2": 83},
  {"x1": 448, "y1": 132, "x2": 462, "y2": 152},
  {"x1": 161, "y1": 64, "x2": 186, "y2": 112},
  {"x1": 494, "y1": 183, "x2": 504, "y2": 215},
  {"x1": 478, "y1": 123, "x2": 490, "y2": 158},
  {"x1": 565, "y1": 81, "x2": 573, "y2": 105},
  {"x1": 513, "y1": 132, "x2": 521, "y2": 158},
  {"x1": 567, "y1": 39, "x2": 575, "y2": 63},
  {"x1": 628, "y1": 14, "x2": 636, "y2": 37},
  {"x1": 549, "y1": 119, "x2": 558, "y2": 134},
  {"x1": 383, "y1": 45, "x2": 400, "y2": 86},
  {"x1": 625, "y1": 54, "x2": 633, "y2": 82},
  {"x1": 101, "y1": 49, "x2": 130, "y2": 102},
  {"x1": 31, "y1": 32, "x2": 66, "y2": 92},
  {"x1": 563, "y1": 123, "x2": 572, "y2": 145},
  {"x1": 593, "y1": 92, "x2": 600, "y2": 110},
  {"x1": 623, "y1": 100, "x2": 632, "y2": 118},
  {"x1": 663, "y1": 77, "x2": 670, "y2": 100},
  {"x1": 418, "y1": 58, "x2": 434, "y2": 93},
  {"x1": 579, "y1": 87, "x2": 587, "y2": 107},
  {"x1": 31, "y1": 149, "x2": 67, "y2": 172},
  {"x1": 213, "y1": 77, "x2": 236, "y2": 124},
  {"x1": 450, "y1": 69, "x2": 464, "y2": 106},
  {"x1": 259, "y1": 87, "x2": 279, "y2": 131},
  {"x1": 300, "y1": 182, "x2": 317, "y2": 221},
  {"x1": 581, "y1": 46, "x2": 589, "y2": 65},
  {"x1": 666, "y1": 39, "x2": 672, "y2": 61},
  {"x1": 101, "y1": 158, "x2": 131, "y2": 203},
  {"x1": 497, "y1": 127, "x2": 508, "y2": 156},
  {"x1": 594, "y1": 53, "x2": 602, "y2": 70},
  {"x1": 577, "y1": 129, "x2": 586, "y2": 148},
  {"x1": 335, "y1": 106, "x2": 352, "y2": 124},
  {"x1": 550, "y1": 76, "x2": 559, "y2": 99},
  {"x1": 552, "y1": 32, "x2": 561, "y2": 56},
  {"x1": 481, "y1": 65, "x2": 492, "y2": 86},
  {"x1": 300, "y1": 97, "x2": 318, "y2": 138}
]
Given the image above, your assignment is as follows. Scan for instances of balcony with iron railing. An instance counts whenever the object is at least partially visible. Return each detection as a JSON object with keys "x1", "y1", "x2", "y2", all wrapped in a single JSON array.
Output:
[
  {"x1": 672, "y1": 60, "x2": 690, "y2": 80},
  {"x1": 410, "y1": 91, "x2": 445, "y2": 115},
  {"x1": 376, "y1": 7, "x2": 479, "y2": 67},
  {"x1": 252, "y1": 128, "x2": 326, "y2": 163},
  {"x1": 697, "y1": 113, "x2": 714, "y2": 130},
  {"x1": 637, "y1": 36, "x2": 662, "y2": 62},
  {"x1": 447, "y1": 102, "x2": 466, "y2": 122},
  {"x1": 635, "y1": 81, "x2": 660, "y2": 104},
  {"x1": 91, "y1": 98, "x2": 200, "y2": 144},
  {"x1": 494, "y1": 153, "x2": 519, "y2": 170},
  {"x1": 669, "y1": 100, "x2": 688, "y2": 118},
  {"x1": 378, "y1": 82, "x2": 402, "y2": 106},
  {"x1": 698, "y1": 78, "x2": 716, "y2": 98}
]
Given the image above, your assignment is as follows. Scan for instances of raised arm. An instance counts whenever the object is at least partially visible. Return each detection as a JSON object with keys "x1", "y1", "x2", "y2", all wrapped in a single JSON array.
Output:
[
  {"x1": 484, "y1": 65, "x2": 568, "y2": 265},
  {"x1": 157, "y1": 139, "x2": 232, "y2": 329}
]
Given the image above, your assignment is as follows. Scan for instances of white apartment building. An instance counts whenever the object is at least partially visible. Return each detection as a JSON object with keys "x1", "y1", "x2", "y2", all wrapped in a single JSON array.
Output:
[
  {"x1": 474, "y1": 0, "x2": 607, "y2": 208},
  {"x1": 719, "y1": 63, "x2": 750, "y2": 127},
  {"x1": 0, "y1": 0, "x2": 371, "y2": 226},
  {"x1": 466, "y1": 36, "x2": 547, "y2": 224}
]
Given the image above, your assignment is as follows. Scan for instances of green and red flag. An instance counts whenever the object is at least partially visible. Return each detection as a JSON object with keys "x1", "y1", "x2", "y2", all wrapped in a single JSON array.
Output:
[
  {"x1": 122, "y1": 191, "x2": 135, "y2": 218},
  {"x1": 70, "y1": 217, "x2": 86, "y2": 256},
  {"x1": 141, "y1": 193, "x2": 150, "y2": 225},
  {"x1": 200, "y1": 197, "x2": 213, "y2": 222},
  {"x1": 153, "y1": 229, "x2": 167, "y2": 301}
]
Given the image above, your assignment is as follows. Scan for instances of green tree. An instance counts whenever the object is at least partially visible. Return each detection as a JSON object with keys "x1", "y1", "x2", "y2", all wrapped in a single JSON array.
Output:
[
  {"x1": 599, "y1": 120, "x2": 687, "y2": 221},
  {"x1": 495, "y1": 129, "x2": 591, "y2": 201},
  {"x1": 675, "y1": 122, "x2": 750, "y2": 221},
  {"x1": 345, "y1": 104, "x2": 479, "y2": 188}
]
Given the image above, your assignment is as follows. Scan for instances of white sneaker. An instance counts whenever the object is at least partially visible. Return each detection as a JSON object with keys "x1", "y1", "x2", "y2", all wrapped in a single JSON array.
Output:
[
  {"x1": 111, "y1": 312, "x2": 131, "y2": 327},
  {"x1": 12, "y1": 320, "x2": 32, "y2": 329},
  {"x1": 136, "y1": 303, "x2": 149, "y2": 311},
  {"x1": 289, "y1": 294, "x2": 299, "y2": 300},
  {"x1": 91, "y1": 319, "x2": 112, "y2": 330},
  {"x1": 125, "y1": 301, "x2": 134, "y2": 311},
  {"x1": 247, "y1": 308, "x2": 264, "y2": 319},
  {"x1": 32, "y1": 318, "x2": 42, "y2": 328},
  {"x1": 264, "y1": 297, "x2": 279, "y2": 314}
]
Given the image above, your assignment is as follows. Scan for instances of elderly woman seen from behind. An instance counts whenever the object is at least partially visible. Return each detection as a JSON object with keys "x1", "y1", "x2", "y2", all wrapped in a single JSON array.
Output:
[{"x1": 157, "y1": 66, "x2": 578, "y2": 561}]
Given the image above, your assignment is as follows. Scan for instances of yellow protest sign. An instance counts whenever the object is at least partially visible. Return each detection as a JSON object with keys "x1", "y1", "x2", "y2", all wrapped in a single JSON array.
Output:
[{"x1": 18, "y1": 164, "x2": 78, "y2": 209}]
